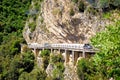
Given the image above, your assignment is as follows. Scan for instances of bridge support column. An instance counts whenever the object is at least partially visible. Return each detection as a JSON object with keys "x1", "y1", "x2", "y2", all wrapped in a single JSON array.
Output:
[
  {"x1": 65, "y1": 50, "x2": 70, "y2": 63},
  {"x1": 74, "y1": 51, "x2": 79, "y2": 65},
  {"x1": 51, "y1": 49, "x2": 53, "y2": 53},
  {"x1": 33, "y1": 49, "x2": 40, "y2": 59},
  {"x1": 72, "y1": 51, "x2": 80, "y2": 65},
  {"x1": 42, "y1": 48, "x2": 44, "y2": 51},
  {"x1": 58, "y1": 49, "x2": 60, "y2": 54},
  {"x1": 82, "y1": 49, "x2": 85, "y2": 58},
  {"x1": 72, "y1": 51, "x2": 75, "y2": 65}
]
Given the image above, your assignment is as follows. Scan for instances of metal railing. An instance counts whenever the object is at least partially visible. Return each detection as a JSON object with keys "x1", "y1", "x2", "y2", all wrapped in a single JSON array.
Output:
[
  {"x1": 28, "y1": 43, "x2": 84, "y2": 50},
  {"x1": 28, "y1": 43, "x2": 99, "y2": 53}
]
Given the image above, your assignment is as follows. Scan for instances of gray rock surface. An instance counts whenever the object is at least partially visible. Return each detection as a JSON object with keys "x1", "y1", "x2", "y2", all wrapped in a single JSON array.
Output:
[{"x1": 23, "y1": 0, "x2": 110, "y2": 44}]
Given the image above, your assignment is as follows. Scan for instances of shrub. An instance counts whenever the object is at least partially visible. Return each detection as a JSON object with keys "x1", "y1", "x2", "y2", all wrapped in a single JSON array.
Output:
[
  {"x1": 56, "y1": 62, "x2": 65, "y2": 72},
  {"x1": 50, "y1": 54, "x2": 63, "y2": 63},
  {"x1": 78, "y1": 1, "x2": 85, "y2": 12},
  {"x1": 28, "y1": 22, "x2": 36, "y2": 32},
  {"x1": 85, "y1": 6, "x2": 98, "y2": 15},
  {"x1": 21, "y1": 52, "x2": 35, "y2": 73},
  {"x1": 29, "y1": 68, "x2": 47, "y2": 80},
  {"x1": 42, "y1": 57, "x2": 50, "y2": 69},
  {"x1": 41, "y1": 50, "x2": 50, "y2": 69},
  {"x1": 19, "y1": 68, "x2": 47, "y2": 80},
  {"x1": 77, "y1": 58, "x2": 97, "y2": 80},
  {"x1": 18, "y1": 72, "x2": 29, "y2": 80},
  {"x1": 103, "y1": 12, "x2": 111, "y2": 19},
  {"x1": 50, "y1": 53, "x2": 65, "y2": 80},
  {"x1": 52, "y1": 68, "x2": 64, "y2": 80},
  {"x1": 34, "y1": 2, "x2": 40, "y2": 11},
  {"x1": 77, "y1": 58, "x2": 88, "y2": 80},
  {"x1": 52, "y1": 8, "x2": 61, "y2": 15},
  {"x1": 70, "y1": 8, "x2": 75, "y2": 16},
  {"x1": 41, "y1": 50, "x2": 50, "y2": 57},
  {"x1": 40, "y1": 17, "x2": 44, "y2": 23}
]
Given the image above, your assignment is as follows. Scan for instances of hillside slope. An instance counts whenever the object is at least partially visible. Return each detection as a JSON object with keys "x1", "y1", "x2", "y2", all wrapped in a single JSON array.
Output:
[{"x1": 23, "y1": 0, "x2": 111, "y2": 44}]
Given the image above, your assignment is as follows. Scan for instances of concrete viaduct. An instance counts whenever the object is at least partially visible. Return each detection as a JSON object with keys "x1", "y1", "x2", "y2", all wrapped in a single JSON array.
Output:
[{"x1": 28, "y1": 43, "x2": 98, "y2": 65}]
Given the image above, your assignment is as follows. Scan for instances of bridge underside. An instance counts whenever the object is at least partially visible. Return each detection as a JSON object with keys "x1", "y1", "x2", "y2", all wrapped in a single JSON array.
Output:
[
  {"x1": 32, "y1": 48, "x2": 95, "y2": 65},
  {"x1": 28, "y1": 43, "x2": 97, "y2": 65}
]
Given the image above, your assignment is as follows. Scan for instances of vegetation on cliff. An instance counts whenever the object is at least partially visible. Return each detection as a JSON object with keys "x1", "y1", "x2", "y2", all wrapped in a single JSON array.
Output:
[
  {"x1": 77, "y1": 20, "x2": 120, "y2": 80},
  {"x1": 40, "y1": 50, "x2": 65, "y2": 80}
]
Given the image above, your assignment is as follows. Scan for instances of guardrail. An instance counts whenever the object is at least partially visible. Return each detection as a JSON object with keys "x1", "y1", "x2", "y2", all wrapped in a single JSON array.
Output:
[
  {"x1": 28, "y1": 43, "x2": 84, "y2": 50},
  {"x1": 28, "y1": 42, "x2": 99, "y2": 59}
]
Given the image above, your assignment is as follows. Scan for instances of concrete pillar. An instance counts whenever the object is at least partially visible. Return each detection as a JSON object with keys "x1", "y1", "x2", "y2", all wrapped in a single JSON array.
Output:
[
  {"x1": 74, "y1": 51, "x2": 79, "y2": 64},
  {"x1": 78, "y1": 52, "x2": 82, "y2": 57},
  {"x1": 65, "y1": 50, "x2": 70, "y2": 63},
  {"x1": 51, "y1": 49, "x2": 53, "y2": 53},
  {"x1": 72, "y1": 51, "x2": 75, "y2": 64},
  {"x1": 58, "y1": 49, "x2": 60, "y2": 54},
  {"x1": 53, "y1": 49, "x2": 57, "y2": 54},
  {"x1": 34, "y1": 49, "x2": 39, "y2": 59},
  {"x1": 82, "y1": 49, "x2": 85, "y2": 58}
]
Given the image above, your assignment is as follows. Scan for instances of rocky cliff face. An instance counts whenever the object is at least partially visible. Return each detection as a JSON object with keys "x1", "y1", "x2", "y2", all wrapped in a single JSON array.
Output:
[{"x1": 23, "y1": 0, "x2": 109, "y2": 44}]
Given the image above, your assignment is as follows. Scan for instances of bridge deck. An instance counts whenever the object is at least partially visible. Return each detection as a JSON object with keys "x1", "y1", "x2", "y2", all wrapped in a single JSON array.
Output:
[{"x1": 28, "y1": 43, "x2": 98, "y2": 53}]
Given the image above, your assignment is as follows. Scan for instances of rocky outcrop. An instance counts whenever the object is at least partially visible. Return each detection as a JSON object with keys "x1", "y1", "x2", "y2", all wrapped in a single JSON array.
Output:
[
  {"x1": 64, "y1": 65, "x2": 79, "y2": 80},
  {"x1": 23, "y1": 0, "x2": 109, "y2": 44},
  {"x1": 46, "y1": 63, "x2": 54, "y2": 77}
]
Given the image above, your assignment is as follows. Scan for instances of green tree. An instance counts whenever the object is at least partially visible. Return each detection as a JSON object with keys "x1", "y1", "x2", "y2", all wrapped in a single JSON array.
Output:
[
  {"x1": 19, "y1": 68, "x2": 47, "y2": 80},
  {"x1": 40, "y1": 50, "x2": 50, "y2": 69},
  {"x1": 18, "y1": 72, "x2": 29, "y2": 80},
  {"x1": 21, "y1": 51, "x2": 35, "y2": 73},
  {"x1": 50, "y1": 53, "x2": 65, "y2": 80},
  {"x1": 0, "y1": 34, "x2": 23, "y2": 57},
  {"x1": 77, "y1": 58, "x2": 97, "y2": 80},
  {"x1": 29, "y1": 68, "x2": 47, "y2": 80},
  {"x1": 0, "y1": 0, "x2": 32, "y2": 79},
  {"x1": 0, "y1": 47, "x2": 35, "y2": 80},
  {"x1": 0, "y1": 0, "x2": 31, "y2": 33},
  {"x1": 77, "y1": 20, "x2": 120, "y2": 80},
  {"x1": 91, "y1": 20, "x2": 120, "y2": 79}
]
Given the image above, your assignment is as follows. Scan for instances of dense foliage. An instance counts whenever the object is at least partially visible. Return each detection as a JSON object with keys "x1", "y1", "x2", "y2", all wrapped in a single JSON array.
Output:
[
  {"x1": 0, "y1": 49, "x2": 35, "y2": 80},
  {"x1": 50, "y1": 53, "x2": 65, "y2": 80},
  {"x1": 0, "y1": 0, "x2": 31, "y2": 33},
  {"x1": 77, "y1": 20, "x2": 120, "y2": 80},
  {"x1": 40, "y1": 50, "x2": 50, "y2": 69},
  {"x1": 0, "y1": 0, "x2": 31, "y2": 56},
  {"x1": 40, "y1": 50, "x2": 65, "y2": 80},
  {"x1": 18, "y1": 68, "x2": 47, "y2": 80},
  {"x1": 0, "y1": 0, "x2": 35, "y2": 80},
  {"x1": 77, "y1": 58, "x2": 96, "y2": 80}
]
